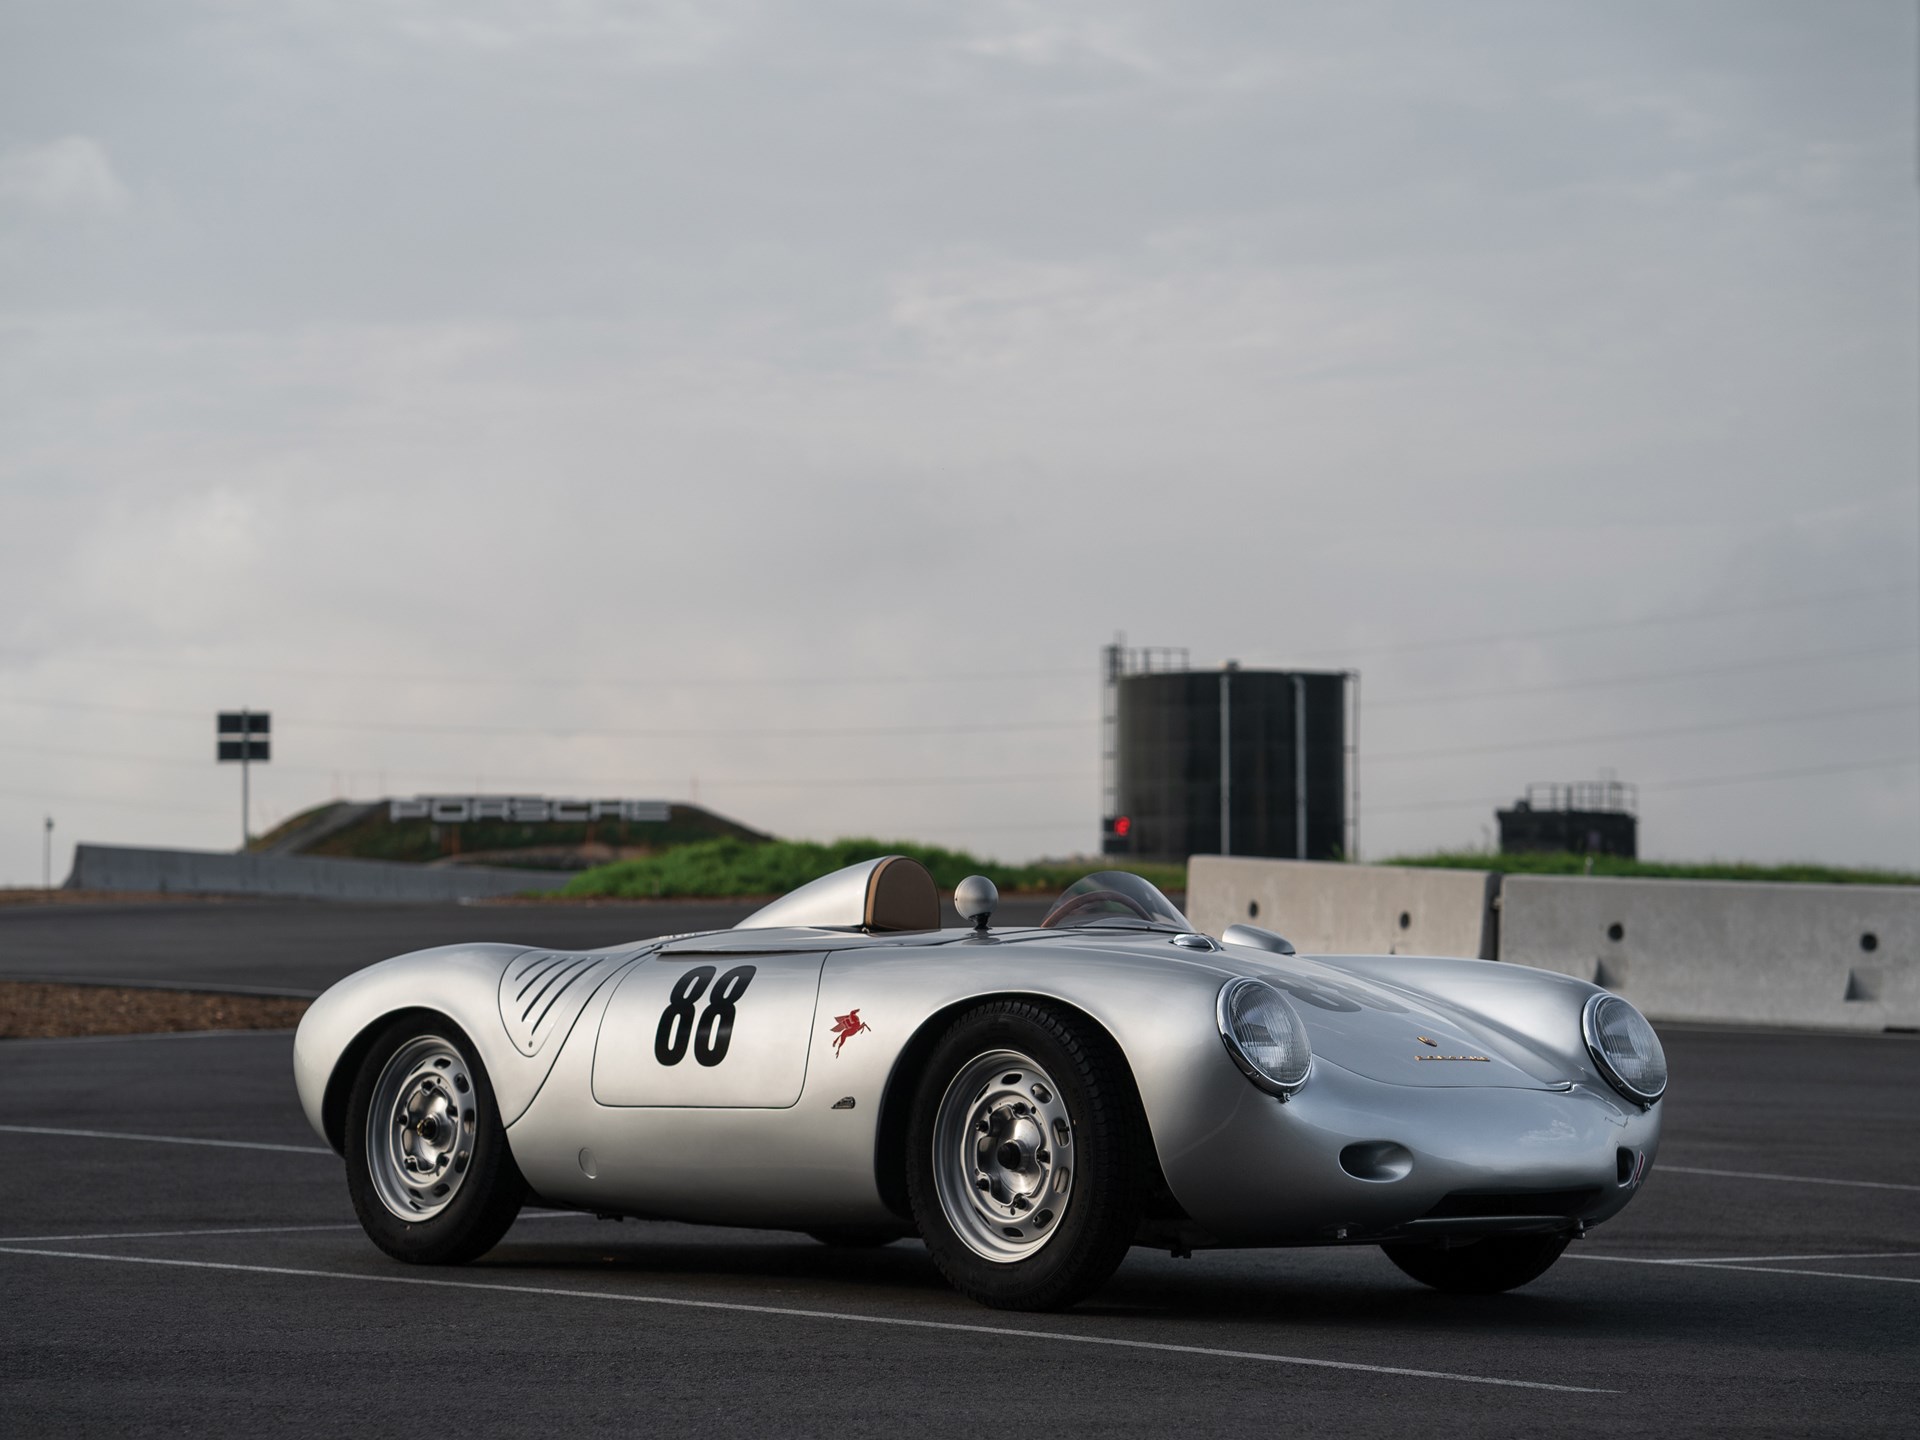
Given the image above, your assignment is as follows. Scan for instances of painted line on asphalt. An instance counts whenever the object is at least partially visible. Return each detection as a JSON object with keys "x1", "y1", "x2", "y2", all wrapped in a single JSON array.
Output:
[
  {"x1": 1659, "y1": 1165, "x2": 1920, "y2": 1193},
  {"x1": 0, "y1": 1246, "x2": 1614, "y2": 1394},
  {"x1": 0, "y1": 1222, "x2": 364, "y2": 1244},
  {"x1": 1663, "y1": 1252, "x2": 1920, "y2": 1266},
  {"x1": 0, "y1": 1028, "x2": 300, "y2": 1046},
  {"x1": 0, "y1": 1210, "x2": 593, "y2": 1246},
  {"x1": 0, "y1": 974, "x2": 320, "y2": 998},
  {"x1": 1566, "y1": 1254, "x2": 1920, "y2": 1285},
  {"x1": 0, "y1": 1124, "x2": 333, "y2": 1155}
]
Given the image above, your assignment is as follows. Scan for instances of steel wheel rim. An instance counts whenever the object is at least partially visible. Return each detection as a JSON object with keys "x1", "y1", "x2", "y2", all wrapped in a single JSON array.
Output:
[
  {"x1": 366, "y1": 1035, "x2": 479, "y2": 1222},
  {"x1": 931, "y1": 1048, "x2": 1074, "y2": 1263}
]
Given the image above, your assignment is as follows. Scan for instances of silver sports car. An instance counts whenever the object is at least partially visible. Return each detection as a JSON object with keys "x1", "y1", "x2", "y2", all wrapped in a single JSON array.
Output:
[{"x1": 292, "y1": 857, "x2": 1667, "y2": 1310}]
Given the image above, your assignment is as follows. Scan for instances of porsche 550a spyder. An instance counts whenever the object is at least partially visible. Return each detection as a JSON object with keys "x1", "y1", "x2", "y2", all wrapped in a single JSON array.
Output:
[{"x1": 292, "y1": 857, "x2": 1667, "y2": 1311}]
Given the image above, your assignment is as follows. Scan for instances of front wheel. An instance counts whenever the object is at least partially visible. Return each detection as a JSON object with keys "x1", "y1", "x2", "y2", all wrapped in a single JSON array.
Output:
[
  {"x1": 345, "y1": 1015, "x2": 527, "y2": 1265},
  {"x1": 906, "y1": 1001, "x2": 1146, "y2": 1311},
  {"x1": 1381, "y1": 1234, "x2": 1570, "y2": 1294}
]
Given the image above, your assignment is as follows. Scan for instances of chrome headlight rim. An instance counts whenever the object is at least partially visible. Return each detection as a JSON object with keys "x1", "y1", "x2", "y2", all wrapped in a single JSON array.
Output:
[
  {"x1": 1582, "y1": 991, "x2": 1667, "y2": 1105},
  {"x1": 1216, "y1": 976, "x2": 1312, "y2": 1100}
]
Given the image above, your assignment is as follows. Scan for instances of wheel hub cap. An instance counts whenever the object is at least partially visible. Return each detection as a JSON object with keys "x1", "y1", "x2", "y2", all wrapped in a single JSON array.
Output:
[
  {"x1": 932, "y1": 1049, "x2": 1074, "y2": 1263},
  {"x1": 366, "y1": 1036, "x2": 478, "y2": 1222}
]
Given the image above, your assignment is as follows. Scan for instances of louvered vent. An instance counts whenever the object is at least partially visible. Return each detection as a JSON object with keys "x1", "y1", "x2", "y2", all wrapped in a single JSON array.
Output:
[{"x1": 498, "y1": 951, "x2": 625, "y2": 1056}]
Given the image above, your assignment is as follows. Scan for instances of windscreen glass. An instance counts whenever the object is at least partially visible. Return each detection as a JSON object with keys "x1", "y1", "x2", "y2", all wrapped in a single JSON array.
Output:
[{"x1": 1039, "y1": 872, "x2": 1191, "y2": 931}]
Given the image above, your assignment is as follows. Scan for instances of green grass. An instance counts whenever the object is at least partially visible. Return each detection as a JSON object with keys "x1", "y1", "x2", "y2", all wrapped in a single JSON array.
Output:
[
  {"x1": 560, "y1": 837, "x2": 1186, "y2": 900},
  {"x1": 1386, "y1": 849, "x2": 1920, "y2": 887}
]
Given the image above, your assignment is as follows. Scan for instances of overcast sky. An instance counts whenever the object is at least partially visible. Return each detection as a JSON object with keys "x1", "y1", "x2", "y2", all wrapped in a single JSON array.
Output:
[{"x1": 1, "y1": 0, "x2": 1916, "y2": 884}]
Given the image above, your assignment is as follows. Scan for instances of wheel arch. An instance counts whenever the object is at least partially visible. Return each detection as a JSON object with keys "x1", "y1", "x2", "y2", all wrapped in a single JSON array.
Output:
[
  {"x1": 319, "y1": 1005, "x2": 451, "y2": 1156},
  {"x1": 870, "y1": 991, "x2": 1164, "y2": 1221}
]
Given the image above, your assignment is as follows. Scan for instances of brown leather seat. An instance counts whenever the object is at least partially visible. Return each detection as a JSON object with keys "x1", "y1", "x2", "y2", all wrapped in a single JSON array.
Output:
[{"x1": 864, "y1": 856, "x2": 940, "y2": 932}]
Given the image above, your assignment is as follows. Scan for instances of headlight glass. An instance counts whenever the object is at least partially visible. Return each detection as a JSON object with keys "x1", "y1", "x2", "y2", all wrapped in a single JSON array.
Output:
[
  {"x1": 1583, "y1": 993, "x2": 1667, "y2": 1103},
  {"x1": 1217, "y1": 978, "x2": 1312, "y2": 1098}
]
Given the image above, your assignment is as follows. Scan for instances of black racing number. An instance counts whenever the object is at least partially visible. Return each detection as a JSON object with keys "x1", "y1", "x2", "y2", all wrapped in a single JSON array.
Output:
[
  {"x1": 654, "y1": 965, "x2": 715, "y2": 1067},
  {"x1": 694, "y1": 965, "x2": 757, "y2": 1067},
  {"x1": 654, "y1": 964, "x2": 757, "y2": 1068}
]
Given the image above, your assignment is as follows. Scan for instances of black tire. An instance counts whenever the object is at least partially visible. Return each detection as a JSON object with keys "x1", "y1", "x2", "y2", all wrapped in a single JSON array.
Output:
[
  {"x1": 345, "y1": 1014, "x2": 527, "y2": 1265},
  {"x1": 1382, "y1": 1234, "x2": 1570, "y2": 1294},
  {"x1": 906, "y1": 1000, "x2": 1146, "y2": 1311},
  {"x1": 805, "y1": 1227, "x2": 902, "y2": 1249}
]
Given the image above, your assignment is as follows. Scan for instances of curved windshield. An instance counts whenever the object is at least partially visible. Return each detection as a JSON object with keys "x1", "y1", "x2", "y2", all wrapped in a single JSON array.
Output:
[{"x1": 1039, "y1": 872, "x2": 1191, "y2": 931}]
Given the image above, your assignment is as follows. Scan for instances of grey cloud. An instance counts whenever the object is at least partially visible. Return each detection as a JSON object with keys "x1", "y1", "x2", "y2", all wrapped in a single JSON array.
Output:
[{"x1": 0, "y1": 0, "x2": 1913, "y2": 881}]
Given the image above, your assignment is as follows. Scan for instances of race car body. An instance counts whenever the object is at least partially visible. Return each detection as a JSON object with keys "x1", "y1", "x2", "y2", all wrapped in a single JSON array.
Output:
[{"x1": 293, "y1": 857, "x2": 1667, "y2": 1309}]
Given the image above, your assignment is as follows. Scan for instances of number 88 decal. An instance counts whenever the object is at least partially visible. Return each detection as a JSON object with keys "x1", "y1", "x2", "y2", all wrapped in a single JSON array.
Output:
[{"x1": 654, "y1": 964, "x2": 758, "y2": 1068}]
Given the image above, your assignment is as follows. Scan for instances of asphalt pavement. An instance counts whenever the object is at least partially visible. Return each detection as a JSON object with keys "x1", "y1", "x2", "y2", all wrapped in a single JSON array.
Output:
[
  {"x1": 0, "y1": 895, "x2": 1061, "y2": 994},
  {"x1": 0, "y1": 1020, "x2": 1914, "y2": 1436}
]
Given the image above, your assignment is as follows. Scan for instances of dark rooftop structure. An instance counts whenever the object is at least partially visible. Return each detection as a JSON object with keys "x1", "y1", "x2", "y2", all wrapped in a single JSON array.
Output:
[{"x1": 1498, "y1": 781, "x2": 1638, "y2": 859}]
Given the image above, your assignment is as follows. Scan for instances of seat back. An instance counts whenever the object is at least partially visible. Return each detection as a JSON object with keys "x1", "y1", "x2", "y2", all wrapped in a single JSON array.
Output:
[{"x1": 865, "y1": 855, "x2": 940, "y2": 932}]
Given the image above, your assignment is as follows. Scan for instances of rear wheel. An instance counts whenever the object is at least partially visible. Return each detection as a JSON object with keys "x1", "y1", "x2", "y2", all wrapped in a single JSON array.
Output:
[
  {"x1": 906, "y1": 1001, "x2": 1145, "y2": 1311},
  {"x1": 1382, "y1": 1234, "x2": 1570, "y2": 1294},
  {"x1": 345, "y1": 1015, "x2": 527, "y2": 1265}
]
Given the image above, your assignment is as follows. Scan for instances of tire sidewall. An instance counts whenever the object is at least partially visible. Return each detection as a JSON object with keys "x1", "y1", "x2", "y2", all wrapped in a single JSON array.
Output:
[
  {"x1": 345, "y1": 1012, "x2": 525, "y2": 1265},
  {"x1": 907, "y1": 1003, "x2": 1140, "y2": 1309}
]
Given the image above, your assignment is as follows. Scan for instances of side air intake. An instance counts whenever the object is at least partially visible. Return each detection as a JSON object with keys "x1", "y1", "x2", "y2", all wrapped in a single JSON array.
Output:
[{"x1": 498, "y1": 951, "x2": 627, "y2": 1056}]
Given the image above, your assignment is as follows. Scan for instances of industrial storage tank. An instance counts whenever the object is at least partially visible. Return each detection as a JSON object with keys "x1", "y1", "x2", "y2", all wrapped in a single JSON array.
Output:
[{"x1": 1101, "y1": 649, "x2": 1353, "y2": 864}]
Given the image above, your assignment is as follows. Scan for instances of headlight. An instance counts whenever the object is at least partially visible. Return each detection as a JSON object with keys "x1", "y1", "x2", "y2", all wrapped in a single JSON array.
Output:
[
  {"x1": 1582, "y1": 993, "x2": 1667, "y2": 1104},
  {"x1": 1216, "y1": 978, "x2": 1312, "y2": 1099}
]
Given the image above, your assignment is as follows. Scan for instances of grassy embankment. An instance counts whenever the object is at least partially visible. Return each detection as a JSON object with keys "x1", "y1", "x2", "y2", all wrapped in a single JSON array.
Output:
[
  {"x1": 562, "y1": 837, "x2": 1184, "y2": 900},
  {"x1": 1387, "y1": 850, "x2": 1920, "y2": 886}
]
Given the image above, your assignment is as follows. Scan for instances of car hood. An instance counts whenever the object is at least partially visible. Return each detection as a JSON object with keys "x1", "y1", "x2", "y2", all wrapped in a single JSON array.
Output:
[
  {"x1": 1214, "y1": 946, "x2": 1573, "y2": 1090},
  {"x1": 1005, "y1": 927, "x2": 1576, "y2": 1089}
]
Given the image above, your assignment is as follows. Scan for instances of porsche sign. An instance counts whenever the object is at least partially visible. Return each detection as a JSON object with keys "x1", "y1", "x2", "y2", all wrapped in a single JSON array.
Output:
[{"x1": 389, "y1": 797, "x2": 672, "y2": 824}]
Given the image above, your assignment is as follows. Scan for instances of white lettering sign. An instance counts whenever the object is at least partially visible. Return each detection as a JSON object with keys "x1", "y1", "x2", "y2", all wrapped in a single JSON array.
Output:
[{"x1": 388, "y1": 797, "x2": 672, "y2": 824}]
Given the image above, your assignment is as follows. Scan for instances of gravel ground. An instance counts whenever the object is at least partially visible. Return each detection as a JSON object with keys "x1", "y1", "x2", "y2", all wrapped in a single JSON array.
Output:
[{"x1": 0, "y1": 981, "x2": 309, "y2": 1039}]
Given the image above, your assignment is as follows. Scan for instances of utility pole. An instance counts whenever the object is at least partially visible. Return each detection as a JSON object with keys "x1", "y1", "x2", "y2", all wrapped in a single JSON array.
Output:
[
  {"x1": 1219, "y1": 661, "x2": 1236, "y2": 856},
  {"x1": 43, "y1": 815, "x2": 53, "y2": 892},
  {"x1": 1293, "y1": 673, "x2": 1308, "y2": 859}
]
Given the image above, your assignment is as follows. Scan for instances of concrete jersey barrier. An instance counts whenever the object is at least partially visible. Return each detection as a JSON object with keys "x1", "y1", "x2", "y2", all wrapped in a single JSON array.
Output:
[
  {"x1": 66, "y1": 844, "x2": 572, "y2": 903},
  {"x1": 1498, "y1": 873, "x2": 1918, "y2": 1033},
  {"x1": 1185, "y1": 856, "x2": 1499, "y2": 959},
  {"x1": 1186, "y1": 855, "x2": 1919, "y2": 1032}
]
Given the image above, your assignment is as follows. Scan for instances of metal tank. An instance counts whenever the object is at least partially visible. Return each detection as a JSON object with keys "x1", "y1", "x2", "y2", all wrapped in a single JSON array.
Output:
[{"x1": 1100, "y1": 647, "x2": 1354, "y2": 864}]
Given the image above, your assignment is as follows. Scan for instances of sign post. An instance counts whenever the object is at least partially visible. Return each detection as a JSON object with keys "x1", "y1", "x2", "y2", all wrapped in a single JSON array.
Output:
[{"x1": 217, "y1": 710, "x2": 271, "y2": 848}]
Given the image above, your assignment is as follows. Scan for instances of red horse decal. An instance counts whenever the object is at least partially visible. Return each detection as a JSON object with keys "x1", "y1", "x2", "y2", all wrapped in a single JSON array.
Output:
[{"x1": 828, "y1": 1009, "x2": 872, "y2": 1055}]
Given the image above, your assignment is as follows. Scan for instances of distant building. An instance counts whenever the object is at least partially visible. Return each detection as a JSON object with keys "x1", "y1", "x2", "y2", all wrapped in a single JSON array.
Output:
[
  {"x1": 1099, "y1": 642, "x2": 1357, "y2": 864},
  {"x1": 1497, "y1": 781, "x2": 1637, "y2": 859}
]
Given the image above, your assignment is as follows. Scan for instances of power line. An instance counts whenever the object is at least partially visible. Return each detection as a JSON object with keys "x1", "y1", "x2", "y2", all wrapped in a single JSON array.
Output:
[
  {"x1": 5, "y1": 584, "x2": 1913, "y2": 697},
  {"x1": 1276, "y1": 582, "x2": 1917, "y2": 663},
  {"x1": 11, "y1": 693, "x2": 1913, "y2": 786},
  {"x1": 1361, "y1": 754, "x2": 1920, "y2": 816},
  {"x1": 0, "y1": 739, "x2": 1092, "y2": 791},
  {"x1": 0, "y1": 650, "x2": 1074, "y2": 692},
  {"x1": 0, "y1": 695, "x2": 1088, "y2": 741},
  {"x1": 1367, "y1": 697, "x2": 1920, "y2": 764},
  {"x1": 1366, "y1": 639, "x2": 1916, "y2": 709},
  {"x1": 0, "y1": 785, "x2": 229, "y2": 816}
]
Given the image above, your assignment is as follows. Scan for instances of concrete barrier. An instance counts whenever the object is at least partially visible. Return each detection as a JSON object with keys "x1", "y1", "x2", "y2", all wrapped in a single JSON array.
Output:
[
  {"x1": 66, "y1": 844, "x2": 572, "y2": 903},
  {"x1": 1186, "y1": 857, "x2": 1919, "y2": 1032},
  {"x1": 1185, "y1": 857, "x2": 1499, "y2": 958},
  {"x1": 1499, "y1": 874, "x2": 1920, "y2": 1032}
]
